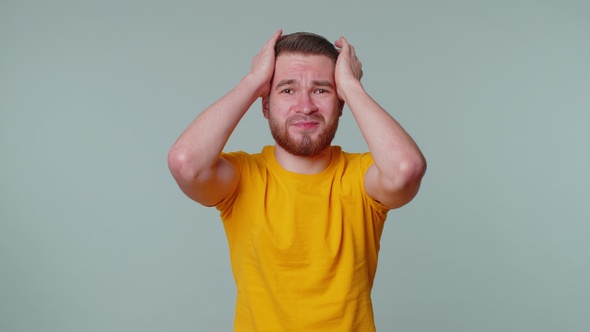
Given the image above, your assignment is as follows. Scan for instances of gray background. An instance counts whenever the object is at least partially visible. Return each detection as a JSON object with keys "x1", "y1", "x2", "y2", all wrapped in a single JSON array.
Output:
[{"x1": 2, "y1": 0, "x2": 589, "y2": 331}]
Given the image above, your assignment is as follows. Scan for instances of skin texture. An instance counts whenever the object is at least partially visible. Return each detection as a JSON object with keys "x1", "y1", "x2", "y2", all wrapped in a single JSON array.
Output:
[
  {"x1": 168, "y1": 29, "x2": 426, "y2": 208},
  {"x1": 264, "y1": 53, "x2": 341, "y2": 160}
]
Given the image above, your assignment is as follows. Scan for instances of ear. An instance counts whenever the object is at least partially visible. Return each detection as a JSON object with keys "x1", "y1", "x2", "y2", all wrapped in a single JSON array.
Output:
[
  {"x1": 262, "y1": 96, "x2": 270, "y2": 119},
  {"x1": 338, "y1": 99, "x2": 345, "y2": 117}
]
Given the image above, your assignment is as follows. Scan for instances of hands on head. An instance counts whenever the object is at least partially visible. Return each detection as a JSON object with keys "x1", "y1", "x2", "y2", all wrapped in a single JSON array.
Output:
[
  {"x1": 334, "y1": 36, "x2": 363, "y2": 98},
  {"x1": 249, "y1": 29, "x2": 282, "y2": 97},
  {"x1": 249, "y1": 30, "x2": 363, "y2": 99},
  {"x1": 335, "y1": 37, "x2": 363, "y2": 80}
]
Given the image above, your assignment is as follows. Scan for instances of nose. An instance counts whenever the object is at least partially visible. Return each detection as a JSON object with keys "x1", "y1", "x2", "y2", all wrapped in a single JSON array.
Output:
[{"x1": 297, "y1": 93, "x2": 318, "y2": 114}]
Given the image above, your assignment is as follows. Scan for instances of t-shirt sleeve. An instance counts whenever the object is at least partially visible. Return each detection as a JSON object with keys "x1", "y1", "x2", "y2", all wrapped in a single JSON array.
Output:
[
  {"x1": 214, "y1": 151, "x2": 243, "y2": 215},
  {"x1": 358, "y1": 152, "x2": 392, "y2": 219}
]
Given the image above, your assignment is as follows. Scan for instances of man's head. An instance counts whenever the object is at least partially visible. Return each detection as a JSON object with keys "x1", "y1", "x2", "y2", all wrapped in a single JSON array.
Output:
[{"x1": 263, "y1": 32, "x2": 343, "y2": 157}]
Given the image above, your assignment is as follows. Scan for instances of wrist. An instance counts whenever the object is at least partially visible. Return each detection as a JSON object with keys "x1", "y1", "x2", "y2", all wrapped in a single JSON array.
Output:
[
  {"x1": 241, "y1": 72, "x2": 271, "y2": 97},
  {"x1": 337, "y1": 79, "x2": 364, "y2": 102}
]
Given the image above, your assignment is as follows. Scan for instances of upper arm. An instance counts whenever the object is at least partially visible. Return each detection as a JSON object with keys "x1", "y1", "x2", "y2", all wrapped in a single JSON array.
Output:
[
  {"x1": 363, "y1": 163, "x2": 424, "y2": 210},
  {"x1": 171, "y1": 156, "x2": 239, "y2": 207}
]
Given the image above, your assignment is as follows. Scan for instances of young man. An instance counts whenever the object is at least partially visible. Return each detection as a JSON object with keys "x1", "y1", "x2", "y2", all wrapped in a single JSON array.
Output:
[{"x1": 168, "y1": 30, "x2": 426, "y2": 331}]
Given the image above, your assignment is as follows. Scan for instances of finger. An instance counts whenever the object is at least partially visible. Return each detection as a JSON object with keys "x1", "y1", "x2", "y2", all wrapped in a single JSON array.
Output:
[
  {"x1": 344, "y1": 39, "x2": 356, "y2": 57},
  {"x1": 338, "y1": 36, "x2": 348, "y2": 50},
  {"x1": 264, "y1": 29, "x2": 283, "y2": 49},
  {"x1": 272, "y1": 29, "x2": 283, "y2": 41}
]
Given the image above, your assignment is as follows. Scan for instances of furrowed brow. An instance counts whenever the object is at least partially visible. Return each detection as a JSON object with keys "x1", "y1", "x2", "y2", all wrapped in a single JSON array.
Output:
[
  {"x1": 314, "y1": 80, "x2": 335, "y2": 88},
  {"x1": 275, "y1": 79, "x2": 297, "y2": 89},
  {"x1": 274, "y1": 79, "x2": 334, "y2": 90}
]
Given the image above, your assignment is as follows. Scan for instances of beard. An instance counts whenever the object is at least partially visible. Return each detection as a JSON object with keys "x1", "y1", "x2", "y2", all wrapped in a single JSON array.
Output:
[{"x1": 268, "y1": 113, "x2": 339, "y2": 157}]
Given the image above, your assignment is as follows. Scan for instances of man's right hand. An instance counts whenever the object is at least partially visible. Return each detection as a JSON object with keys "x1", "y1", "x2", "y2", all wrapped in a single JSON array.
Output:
[{"x1": 248, "y1": 29, "x2": 282, "y2": 97}]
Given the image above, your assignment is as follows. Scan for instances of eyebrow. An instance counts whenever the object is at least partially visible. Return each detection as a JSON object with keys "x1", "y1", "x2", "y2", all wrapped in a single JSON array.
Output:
[
  {"x1": 275, "y1": 79, "x2": 335, "y2": 90},
  {"x1": 275, "y1": 79, "x2": 296, "y2": 89}
]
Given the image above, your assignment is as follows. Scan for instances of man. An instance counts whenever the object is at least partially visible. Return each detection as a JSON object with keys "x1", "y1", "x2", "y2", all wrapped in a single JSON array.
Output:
[{"x1": 168, "y1": 30, "x2": 426, "y2": 331}]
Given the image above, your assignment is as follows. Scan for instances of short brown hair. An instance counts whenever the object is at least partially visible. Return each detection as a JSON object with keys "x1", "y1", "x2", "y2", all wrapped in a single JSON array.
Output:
[{"x1": 275, "y1": 32, "x2": 339, "y2": 64}]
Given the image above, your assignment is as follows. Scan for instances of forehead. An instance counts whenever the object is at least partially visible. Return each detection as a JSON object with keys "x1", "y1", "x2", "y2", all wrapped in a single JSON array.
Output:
[{"x1": 273, "y1": 53, "x2": 335, "y2": 83}]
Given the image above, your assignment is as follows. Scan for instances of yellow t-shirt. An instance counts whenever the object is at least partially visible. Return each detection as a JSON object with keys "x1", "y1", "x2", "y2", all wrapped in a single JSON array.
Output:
[{"x1": 216, "y1": 146, "x2": 390, "y2": 331}]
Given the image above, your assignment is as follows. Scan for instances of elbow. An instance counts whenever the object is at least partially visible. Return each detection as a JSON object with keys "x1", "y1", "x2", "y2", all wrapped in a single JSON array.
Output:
[
  {"x1": 371, "y1": 153, "x2": 426, "y2": 209},
  {"x1": 394, "y1": 163, "x2": 425, "y2": 200},
  {"x1": 384, "y1": 154, "x2": 427, "y2": 197},
  {"x1": 167, "y1": 146, "x2": 197, "y2": 183},
  {"x1": 398, "y1": 153, "x2": 427, "y2": 185}
]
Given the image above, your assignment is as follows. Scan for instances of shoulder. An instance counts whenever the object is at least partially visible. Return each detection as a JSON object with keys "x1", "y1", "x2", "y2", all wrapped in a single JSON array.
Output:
[
  {"x1": 335, "y1": 146, "x2": 374, "y2": 172},
  {"x1": 220, "y1": 147, "x2": 276, "y2": 183},
  {"x1": 221, "y1": 147, "x2": 268, "y2": 168},
  {"x1": 215, "y1": 148, "x2": 270, "y2": 212},
  {"x1": 333, "y1": 147, "x2": 391, "y2": 214}
]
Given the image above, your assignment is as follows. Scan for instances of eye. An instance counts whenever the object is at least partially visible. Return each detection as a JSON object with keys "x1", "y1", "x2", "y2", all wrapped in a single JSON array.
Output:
[
  {"x1": 315, "y1": 88, "x2": 328, "y2": 94},
  {"x1": 281, "y1": 88, "x2": 294, "y2": 94}
]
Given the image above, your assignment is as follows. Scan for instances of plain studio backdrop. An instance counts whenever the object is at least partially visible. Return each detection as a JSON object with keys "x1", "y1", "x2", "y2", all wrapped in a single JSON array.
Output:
[{"x1": 1, "y1": 0, "x2": 589, "y2": 331}]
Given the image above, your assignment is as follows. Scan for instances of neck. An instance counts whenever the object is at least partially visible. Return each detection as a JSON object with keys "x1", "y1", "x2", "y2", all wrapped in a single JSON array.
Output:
[{"x1": 273, "y1": 145, "x2": 332, "y2": 174}]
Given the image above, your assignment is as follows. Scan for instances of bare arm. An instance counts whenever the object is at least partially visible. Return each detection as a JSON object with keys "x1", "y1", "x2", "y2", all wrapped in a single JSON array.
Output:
[
  {"x1": 335, "y1": 37, "x2": 426, "y2": 209},
  {"x1": 168, "y1": 30, "x2": 282, "y2": 206}
]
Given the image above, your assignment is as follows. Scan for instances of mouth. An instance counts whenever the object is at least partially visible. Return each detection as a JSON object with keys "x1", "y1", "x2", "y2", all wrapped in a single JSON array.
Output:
[
  {"x1": 289, "y1": 115, "x2": 324, "y2": 130},
  {"x1": 291, "y1": 121, "x2": 320, "y2": 130}
]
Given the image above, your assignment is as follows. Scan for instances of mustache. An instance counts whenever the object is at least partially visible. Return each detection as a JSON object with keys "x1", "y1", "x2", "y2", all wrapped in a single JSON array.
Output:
[{"x1": 287, "y1": 114, "x2": 325, "y2": 124}]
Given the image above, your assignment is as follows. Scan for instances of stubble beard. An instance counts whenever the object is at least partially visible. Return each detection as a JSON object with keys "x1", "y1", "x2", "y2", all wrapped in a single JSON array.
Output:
[{"x1": 269, "y1": 114, "x2": 339, "y2": 157}]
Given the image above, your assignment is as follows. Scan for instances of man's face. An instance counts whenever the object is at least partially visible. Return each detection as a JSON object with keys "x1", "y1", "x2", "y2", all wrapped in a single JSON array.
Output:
[{"x1": 264, "y1": 53, "x2": 342, "y2": 157}]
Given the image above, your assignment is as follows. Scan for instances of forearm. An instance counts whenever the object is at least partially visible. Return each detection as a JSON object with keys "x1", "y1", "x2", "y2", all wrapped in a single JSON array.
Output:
[
  {"x1": 168, "y1": 74, "x2": 264, "y2": 182},
  {"x1": 343, "y1": 81, "x2": 426, "y2": 185}
]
